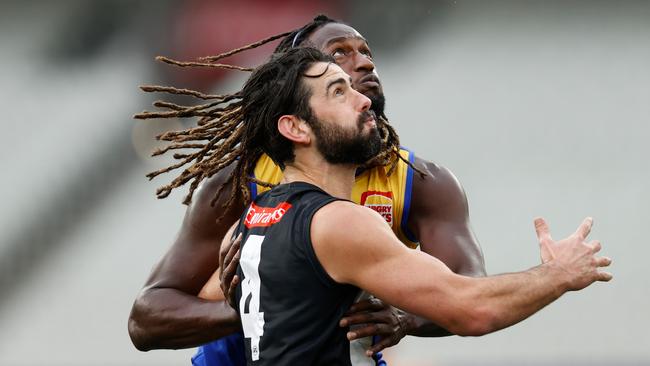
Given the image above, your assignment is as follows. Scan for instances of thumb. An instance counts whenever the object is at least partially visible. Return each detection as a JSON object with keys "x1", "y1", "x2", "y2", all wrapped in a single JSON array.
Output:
[{"x1": 534, "y1": 217, "x2": 553, "y2": 243}]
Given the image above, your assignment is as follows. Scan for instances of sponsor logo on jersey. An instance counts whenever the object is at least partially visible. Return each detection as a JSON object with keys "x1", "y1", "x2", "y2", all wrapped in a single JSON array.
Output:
[
  {"x1": 245, "y1": 202, "x2": 292, "y2": 228},
  {"x1": 360, "y1": 191, "x2": 394, "y2": 226}
]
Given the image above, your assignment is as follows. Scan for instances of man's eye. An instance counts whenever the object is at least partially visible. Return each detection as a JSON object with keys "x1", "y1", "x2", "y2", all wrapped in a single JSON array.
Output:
[
  {"x1": 332, "y1": 48, "x2": 346, "y2": 57},
  {"x1": 334, "y1": 88, "x2": 344, "y2": 96},
  {"x1": 361, "y1": 49, "x2": 373, "y2": 59}
]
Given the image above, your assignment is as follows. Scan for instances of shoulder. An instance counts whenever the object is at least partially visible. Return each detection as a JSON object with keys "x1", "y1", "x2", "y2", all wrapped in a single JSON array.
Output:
[
  {"x1": 183, "y1": 161, "x2": 244, "y2": 236},
  {"x1": 312, "y1": 200, "x2": 392, "y2": 248},
  {"x1": 310, "y1": 199, "x2": 404, "y2": 284},
  {"x1": 410, "y1": 154, "x2": 468, "y2": 215},
  {"x1": 406, "y1": 155, "x2": 486, "y2": 276},
  {"x1": 314, "y1": 200, "x2": 384, "y2": 223},
  {"x1": 188, "y1": 163, "x2": 235, "y2": 210}
]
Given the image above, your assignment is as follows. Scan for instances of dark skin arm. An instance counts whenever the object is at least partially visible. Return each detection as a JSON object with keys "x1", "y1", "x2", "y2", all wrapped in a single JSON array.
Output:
[
  {"x1": 127, "y1": 163, "x2": 244, "y2": 351},
  {"x1": 341, "y1": 156, "x2": 487, "y2": 354},
  {"x1": 410, "y1": 157, "x2": 486, "y2": 276},
  {"x1": 405, "y1": 156, "x2": 486, "y2": 335}
]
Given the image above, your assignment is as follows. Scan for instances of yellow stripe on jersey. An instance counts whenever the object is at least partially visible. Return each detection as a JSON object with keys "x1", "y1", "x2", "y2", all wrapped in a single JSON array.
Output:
[{"x1": 250, "y1": 148, "x2": 419, "y2": 248}]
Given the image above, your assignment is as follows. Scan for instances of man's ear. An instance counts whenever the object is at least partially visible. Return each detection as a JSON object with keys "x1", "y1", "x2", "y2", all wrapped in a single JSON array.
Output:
[{"x1": 278, "y1": 115, "x2": 311, "y2": 145}]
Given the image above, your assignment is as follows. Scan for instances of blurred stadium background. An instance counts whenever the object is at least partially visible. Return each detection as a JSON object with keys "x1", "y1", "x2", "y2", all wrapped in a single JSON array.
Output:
[{"x1": 0, "y1": 0, "x2": 648, "y2": 365}]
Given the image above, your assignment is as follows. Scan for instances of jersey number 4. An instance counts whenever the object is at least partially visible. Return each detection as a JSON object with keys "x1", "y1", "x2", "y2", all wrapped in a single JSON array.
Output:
[{"x1": 239, "y1": 234, "x2": 265, "y2": 361}]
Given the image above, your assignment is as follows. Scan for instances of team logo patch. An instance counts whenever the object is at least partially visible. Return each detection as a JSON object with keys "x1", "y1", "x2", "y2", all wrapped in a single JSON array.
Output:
[
  {"x1": 360, "y1": 191, "x2": 394, "y2": 227},
  {"x1": 245, "y1": 202, "x2": 292, "y2": 228}
]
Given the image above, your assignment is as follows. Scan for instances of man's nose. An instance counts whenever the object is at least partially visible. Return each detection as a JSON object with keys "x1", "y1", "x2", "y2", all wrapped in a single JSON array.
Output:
[
  {"x1": 358, "y1": 92, "x2": 371, "y2": 112},
  {"x1": 353, "y1": 51, "x2": 374, "y2": 72}
]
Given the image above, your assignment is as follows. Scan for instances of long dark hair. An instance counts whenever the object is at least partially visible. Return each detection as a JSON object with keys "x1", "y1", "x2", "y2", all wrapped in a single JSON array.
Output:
[{"x1": 134, "y1": 15, "x2": 414, "y2": 216}]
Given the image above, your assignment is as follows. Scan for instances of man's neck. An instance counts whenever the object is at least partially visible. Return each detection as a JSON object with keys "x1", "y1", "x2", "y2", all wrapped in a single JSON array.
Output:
[{"x1": 281, "y1": 154, "x2": 356, "y2": 200}]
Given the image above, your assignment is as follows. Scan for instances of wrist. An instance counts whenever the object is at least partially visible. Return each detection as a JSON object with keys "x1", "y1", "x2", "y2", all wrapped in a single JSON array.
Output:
[
  {"x1": 538, "y1": 261, "x2": 570, "y2": 296},
  {"x1": 396, "y1": 310, "x2": 416, "y2": 336}
]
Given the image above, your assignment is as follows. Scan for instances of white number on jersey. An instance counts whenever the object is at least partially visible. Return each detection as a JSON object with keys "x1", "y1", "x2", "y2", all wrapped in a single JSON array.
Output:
[{"x1": 239, "y1": 234, "x2": 265, "y2": 361}]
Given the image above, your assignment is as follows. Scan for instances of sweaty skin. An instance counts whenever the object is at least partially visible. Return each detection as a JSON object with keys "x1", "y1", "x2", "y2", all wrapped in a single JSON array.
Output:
[{"x1": 128, "y1": 22, "x2": 486, "y2": 352}]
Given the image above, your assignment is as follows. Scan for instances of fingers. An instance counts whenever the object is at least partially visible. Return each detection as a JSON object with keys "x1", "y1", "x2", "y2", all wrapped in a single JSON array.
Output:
[
  {"x1": 587, "y1": 240, "x2": 612, "y2": 274},
  {"x1": 220, "y1": 234, "x2": 242, "y2": 276},
  {"x1": 534, "y1": 217, "x2": 553, "y2": 243},
  {"x1": 226, "y1": 275, "x2": 240, "y2": 308},
  {"x1": 366, "y1": 338, "x2": 395, "y2": 356},
  {"x1": 588, "y1": 240, "x2": 602, "y2": 254},
  {"x1": 595, "y1": 256, "x2": 612, "y2": 268},
  {"x1": 594, "y1": 255, "x2": 612, "y2": 283},
  {"x1": 346, "y1": 323, "x2": 390, "y2": 340},
  {"x1": 221, "y1": 233, "x2": 242, "y2": 268},
  {"x1": 219, "y1": 236, "x2": 242, "y2": 297},
  {"x1": 535, "y1": 217, "x2": 556, "y2": 263},
  {"x1": 340, "y1": 311, "x2": 383, "y2": 327},
  {"x1": 346, "y1": 298, "x2": 386, "y2": 315},
  {"x1": 596, "y1": 271, "x2": 613, "y2": 282},
  {"x1": 573, "y1": 217, "x2": 593, "y2": 240},
  {"x1": 220, "y1": 247, "x2": 241, "y2": 287},
  {"x1": 366, "y1": 337, "x2": 392, "y2": 357}
]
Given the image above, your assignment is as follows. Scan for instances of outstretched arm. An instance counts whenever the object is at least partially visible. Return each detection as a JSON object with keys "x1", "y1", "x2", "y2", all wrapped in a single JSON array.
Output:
[
  {"x1": 128, "y1": 163, "x2": 244, "y2": 351},
  {"x1": 312, "y1": 201, "x2": 611, "y2": 337},
  {"x1": 340, "y1": 157, "x2": 486, "y2": 352}
]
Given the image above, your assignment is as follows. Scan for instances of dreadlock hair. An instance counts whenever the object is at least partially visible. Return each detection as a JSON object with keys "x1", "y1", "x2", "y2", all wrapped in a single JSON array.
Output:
[
  {"x1": 135, "y1": 14, "x2": 420, "y2": 215},
  {"x1": 134, "y1": 48, "x2": 332, "y2": 214}
]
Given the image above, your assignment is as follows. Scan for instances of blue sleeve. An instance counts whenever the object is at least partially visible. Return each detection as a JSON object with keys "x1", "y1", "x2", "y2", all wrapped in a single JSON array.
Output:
[{"x1": 399, "y1": 147, "x2": 418, "y2": 243}]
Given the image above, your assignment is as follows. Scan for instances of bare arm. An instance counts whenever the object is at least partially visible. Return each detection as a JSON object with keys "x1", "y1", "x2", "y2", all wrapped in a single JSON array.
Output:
[
  {"x1": 401, "y1": 157, "x2": 486, "y2": 337},
  {"x1": 313, "y1": 201, "x2": 611, "y2": 337},
  {"x1": 409, "y1": 157, "x2": 486, "y2": 277},
  {"x1": 340, "y1": 157, "x2": 486, "y2": 350},
  {"x1": 197, "y1": 224, "x2": 240, "y2": 302},
  {"x1": 128, "y1": 163, "x2": 243, "y2": 351}
]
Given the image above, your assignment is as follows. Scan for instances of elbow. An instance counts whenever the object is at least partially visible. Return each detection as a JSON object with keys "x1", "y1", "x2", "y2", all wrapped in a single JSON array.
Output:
[
  {"x1": 127, "y1": 296, "x2": 156, "y2": 351},
  {"x1": 128, "y1": 317, "x2": 152, "y2": 352}
]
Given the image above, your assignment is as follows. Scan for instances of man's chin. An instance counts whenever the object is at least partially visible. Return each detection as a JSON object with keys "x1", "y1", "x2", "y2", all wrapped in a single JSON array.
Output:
[{"x1": 368, "y1": 93, "x2": 386, "y2": 117}]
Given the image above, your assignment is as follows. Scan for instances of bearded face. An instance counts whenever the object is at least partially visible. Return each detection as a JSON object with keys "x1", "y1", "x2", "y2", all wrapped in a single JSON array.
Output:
[{"x1": 308, "y1": 109, "x2": 381, "y2": 165}]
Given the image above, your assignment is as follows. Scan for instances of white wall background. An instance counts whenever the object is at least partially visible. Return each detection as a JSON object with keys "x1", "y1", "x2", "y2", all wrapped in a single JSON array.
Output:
[{"x1": 379, "y1": 2, "x2": 649, "y2": 364}]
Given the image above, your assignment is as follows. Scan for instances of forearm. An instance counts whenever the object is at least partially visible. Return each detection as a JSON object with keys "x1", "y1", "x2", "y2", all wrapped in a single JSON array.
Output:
[
  {"x1": 128, "y1": 287, "x2": 241, "y2": 351},
  {"x1": 373, "y1": 255, "x2": 567, "y2": 336},
  {"x1": 403, "y1": 254, "x2": 485, "y2": 337},
  {"x1": 458, "y1": 263, "x2": 566, "y2": 336}
]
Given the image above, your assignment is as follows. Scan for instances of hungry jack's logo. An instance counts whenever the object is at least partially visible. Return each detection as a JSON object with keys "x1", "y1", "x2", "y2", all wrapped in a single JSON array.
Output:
[
  {"x1": 360, "y1": 191, "x2": 394, "y2": 227},
  {"x1": 244, "y1": 202, "x2": 292, "y2": 228}
]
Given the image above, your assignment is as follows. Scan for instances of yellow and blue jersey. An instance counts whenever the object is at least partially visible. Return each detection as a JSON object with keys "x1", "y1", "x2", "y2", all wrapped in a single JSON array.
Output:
[{"x1": 249, "y1": 148, "x2": 418, "y2": 248}]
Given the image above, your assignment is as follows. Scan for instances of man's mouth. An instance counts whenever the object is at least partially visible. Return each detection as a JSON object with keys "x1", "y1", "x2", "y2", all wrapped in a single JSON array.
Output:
[
  {"x1": 360, "y1": 110, "x2": 377, "y2": 128},
  {"x1": 358, "y1": 74, "x2": 380, "y2": 89}
]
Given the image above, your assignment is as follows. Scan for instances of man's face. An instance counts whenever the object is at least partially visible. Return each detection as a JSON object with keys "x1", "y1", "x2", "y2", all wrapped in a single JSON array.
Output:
[
  {"x1": 306, "y1": 23, "x2": 385, "y2": 115},
  {"x1": 302, "y1": 62, "x2": 381, "y2": 165}
]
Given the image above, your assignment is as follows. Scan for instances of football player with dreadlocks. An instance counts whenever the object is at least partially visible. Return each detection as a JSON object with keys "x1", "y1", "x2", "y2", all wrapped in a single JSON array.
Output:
[
  {"x1": 129, "y1": 15, "x2": 486, "y2": 365},
  {"x1": 131, "y1": 45, "x2": 611, "y2": 366}
]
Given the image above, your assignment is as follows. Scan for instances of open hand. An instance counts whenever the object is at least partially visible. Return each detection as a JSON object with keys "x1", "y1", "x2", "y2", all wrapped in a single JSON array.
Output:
[
  {"x1": 340, "y1": 297, "x2": 409, "y2": 356},
  {"x1": 534, "y1": 217, "x2": 612, "y2": 291}
]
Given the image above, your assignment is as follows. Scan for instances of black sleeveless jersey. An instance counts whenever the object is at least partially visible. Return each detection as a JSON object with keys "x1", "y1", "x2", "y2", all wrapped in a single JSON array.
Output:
[{"x1": 234, "y1": 182, "x2": 360, "y2": 365}]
